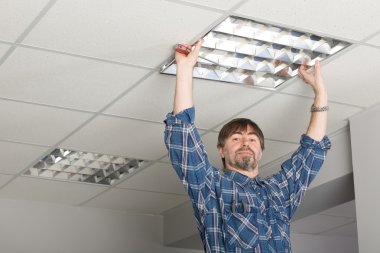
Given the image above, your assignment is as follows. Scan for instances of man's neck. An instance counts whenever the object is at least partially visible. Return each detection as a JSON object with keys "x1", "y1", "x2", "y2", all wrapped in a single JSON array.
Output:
[{"x1": 226, "y1": 166, "x2": 259, "y2": 179}]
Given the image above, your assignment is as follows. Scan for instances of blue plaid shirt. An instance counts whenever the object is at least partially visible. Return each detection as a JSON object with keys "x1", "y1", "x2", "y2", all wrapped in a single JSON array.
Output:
[{"x1": 164, "y1": 107, "x2": 331, "y2": 253}]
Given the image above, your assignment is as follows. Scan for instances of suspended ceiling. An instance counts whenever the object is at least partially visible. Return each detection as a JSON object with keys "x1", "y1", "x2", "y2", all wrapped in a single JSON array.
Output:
[{"x1": 0, "y1": 0, "x2": 379, "y2": 240}]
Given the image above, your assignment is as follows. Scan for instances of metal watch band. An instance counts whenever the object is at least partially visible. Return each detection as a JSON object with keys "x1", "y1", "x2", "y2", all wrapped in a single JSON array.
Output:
[{"x1": 311, "y1": 104, "x2": 329, "y2": 112}]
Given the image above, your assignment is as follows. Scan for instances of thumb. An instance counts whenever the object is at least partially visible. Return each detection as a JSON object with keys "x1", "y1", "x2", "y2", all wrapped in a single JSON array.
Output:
[
  {"x1": 314, "y1": 60, "x2": 321, "y2": 76},
  {"x1": 191, "y1": 39, "x2": 203, "y2": 57}
]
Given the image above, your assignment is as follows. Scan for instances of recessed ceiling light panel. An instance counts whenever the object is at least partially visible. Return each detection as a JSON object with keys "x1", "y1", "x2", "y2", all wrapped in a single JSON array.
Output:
[
  {"x1": 161, "y1": 16, "x2": 350, "y2": 89},
  {"x1": 24, "y1": 149, "x2": 146, "y2": 186}
]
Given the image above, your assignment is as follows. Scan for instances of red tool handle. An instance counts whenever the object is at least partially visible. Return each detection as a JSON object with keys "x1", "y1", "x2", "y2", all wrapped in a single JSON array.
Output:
[{"x1": 175, "y1": 44, "x2": 192, "y2": 55}]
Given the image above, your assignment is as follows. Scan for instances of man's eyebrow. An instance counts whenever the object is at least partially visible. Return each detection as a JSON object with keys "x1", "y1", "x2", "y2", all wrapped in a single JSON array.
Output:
[{"x1": 231, "y1": 131, "x2": 259, "y2": 136}]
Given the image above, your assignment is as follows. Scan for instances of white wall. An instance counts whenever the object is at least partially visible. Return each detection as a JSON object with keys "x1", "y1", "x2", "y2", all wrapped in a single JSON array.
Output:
[
  {"x1": 291, "y1": 233, "x2": 358, "y2": 253},
  {"x1": 0, "y1": 198, "x2": 202, "y2": 253},
  {"x1": 0, "y1": 180, "x2": 360, "y2": 253},
  {"x1": 350, "y1": 103, "x2": 380, "y2": 253}
]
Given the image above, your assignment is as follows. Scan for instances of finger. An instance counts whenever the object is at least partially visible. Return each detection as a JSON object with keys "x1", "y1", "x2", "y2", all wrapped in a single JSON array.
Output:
[
  {"x1": 301, "y1": 58, "x2": 311, "y2": 70},
  {"x1": 191, "y1": 39, "x2": 204, "y2": 56},
  {"x1": 183, "y1": 45, "x2": 193, "y2": 51},
  {"x1": 300, "y1": 58, "x2": 308, "y2": 68},
  {"x1": 298, "y1": 69, "x2": 307, "y2": 81},
  {"x1": 314, "y1": 60, "x2": 321, "y2": 75},
  {"x1": 298, "y1": 63, "x2": 307, "y2": 76}
]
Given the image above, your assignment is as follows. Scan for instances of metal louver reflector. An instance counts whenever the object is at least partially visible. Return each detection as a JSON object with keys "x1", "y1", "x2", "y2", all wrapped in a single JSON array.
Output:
[
  {"x1": 161, "y1": 16, "x2": 350, "y2": 89},
  {"x1": 25, "y1": 148, "x2": 145, "y2": 186}
]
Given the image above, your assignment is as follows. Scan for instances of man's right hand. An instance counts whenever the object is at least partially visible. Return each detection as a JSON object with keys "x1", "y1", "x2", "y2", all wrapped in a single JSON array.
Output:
[
  {"x1": 175, "y1": 39, "x2": 203, "y2": 70},
  {"x1": 172, "y1": 39, "x2": 203, "y2": 114}
]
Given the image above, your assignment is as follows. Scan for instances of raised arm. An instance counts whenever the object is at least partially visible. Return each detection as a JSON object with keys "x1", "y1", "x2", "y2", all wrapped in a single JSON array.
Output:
[
  {"x1": 173, "y1": 39, "x2": 203, "y2": 114},
  {"x1": 299, "y1": 60, "x2": 328, "y2": 141},
  {"x1": 165, "y1": 39, "x2": 211, "y2": 223}
]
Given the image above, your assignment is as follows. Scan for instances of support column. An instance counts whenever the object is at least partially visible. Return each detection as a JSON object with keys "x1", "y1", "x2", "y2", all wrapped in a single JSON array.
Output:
[{"x1": 350, "y1": 104, "x2": 380, "y2": 253}]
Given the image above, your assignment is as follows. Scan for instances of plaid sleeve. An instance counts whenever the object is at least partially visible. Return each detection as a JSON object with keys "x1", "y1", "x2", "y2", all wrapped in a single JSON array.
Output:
[
  {"x1": 272, "y1": 134, "x2": 331, "y2": 220},
  {"x1": 164, "y1": 107, "x2": 212, "y2": 213}
]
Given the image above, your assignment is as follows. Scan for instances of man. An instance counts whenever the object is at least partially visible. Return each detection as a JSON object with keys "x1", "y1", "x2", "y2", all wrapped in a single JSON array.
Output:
[{"x1": 164, "y1": 39, "x2": 331, "y2": 253}]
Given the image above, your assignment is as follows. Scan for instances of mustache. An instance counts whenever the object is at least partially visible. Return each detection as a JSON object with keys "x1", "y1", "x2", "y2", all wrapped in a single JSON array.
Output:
[{"x1": 236, "y1": 147, "x2": 255, "y2": 154}]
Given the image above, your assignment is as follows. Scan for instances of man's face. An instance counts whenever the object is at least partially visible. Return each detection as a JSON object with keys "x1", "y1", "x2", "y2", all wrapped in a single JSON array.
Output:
[{"x1": 218, "y1": 125, "x2": 263, "y2": 172}]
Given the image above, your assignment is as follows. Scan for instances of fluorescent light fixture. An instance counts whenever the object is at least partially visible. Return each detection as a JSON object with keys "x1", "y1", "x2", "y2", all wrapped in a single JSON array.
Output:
[
  {"x1": 24, "y1": 149, "x2": 145, "y2": 186},
  {"x1": 161, "y1": 16, "x2": 350, "y2": 89}
]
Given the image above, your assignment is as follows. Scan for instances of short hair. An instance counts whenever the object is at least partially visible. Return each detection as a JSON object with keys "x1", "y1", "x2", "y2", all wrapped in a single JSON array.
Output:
[{"x1": 217, "y1": 118, "x2": 264, "y2": 168}]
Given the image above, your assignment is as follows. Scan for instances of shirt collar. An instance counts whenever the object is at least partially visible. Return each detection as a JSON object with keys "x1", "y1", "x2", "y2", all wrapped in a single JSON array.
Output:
[{"x1": 223, "y1": 168, "x2": 263, "y2": 187}]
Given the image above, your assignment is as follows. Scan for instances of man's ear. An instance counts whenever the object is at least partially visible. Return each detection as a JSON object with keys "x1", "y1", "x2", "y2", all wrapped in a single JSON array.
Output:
[{"x1": 218, "y1": 146, "x2": 224, "y2": 158}]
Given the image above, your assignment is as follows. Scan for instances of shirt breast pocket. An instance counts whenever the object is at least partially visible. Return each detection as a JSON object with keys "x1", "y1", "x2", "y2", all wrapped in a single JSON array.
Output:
[{"x1": 224, "y1": 209, "x2": 263, "y2": 250}]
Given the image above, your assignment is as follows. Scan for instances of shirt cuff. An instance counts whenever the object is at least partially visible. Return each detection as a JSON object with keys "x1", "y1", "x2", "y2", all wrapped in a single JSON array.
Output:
[
  {"x1": 164, "y1": 106, "x2": 195, "y2": 125},
  {"x1": 300, "y1": 134, "x2": 331, "y2": 150}
]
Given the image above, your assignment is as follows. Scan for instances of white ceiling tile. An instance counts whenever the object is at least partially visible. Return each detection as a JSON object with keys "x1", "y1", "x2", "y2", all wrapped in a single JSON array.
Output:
[
  {"x1": 193, "y1": 80, "x2": 272, "y2": 129},
  {"x1": 23, "y1": 0, "x2": 222, "y2": 68},
  {"x1": 366, "y1": 32, "x2": 380, "y2": 47},
  {"x1": 201, "y1": 131, "x2": 299, "y2": 172},
  {"x1": 0, "y1": 174, "x2": 13, "y2": 187},
  {"x1": 0, "y1": 100, "x2": 93, "y2": 145},
  {"x1": 84, "y1": 188, "x2": 188, "y2": 214},
  {"x1": 159, "y1": 156, "x2": 171, "y2": 164},
  {"x1": 280, "y1": 78, "x2": 319, "y2": 99},
  {"x1": 177, "y1": 0, "x2": 241, "y2": 10},
  {"x1": 234, "y1": 0, "x2": 380, "y2": 41},
  {"x1": 62, "y1": 116, "x2": 166, "y2": 160},
  {"x1": 104, "y1": 73, "x2": 176, "y2": 123},
  {"x1": 258, "y1": 142, "x2": 299, "y2": 179},
  {"x1": 105, "y1": 73, "x2": 271, "y2": 129},
  {"x1": 0, "y1": 47, "x2": 150, "y2": 111},
  {"x1": 0, "y1": 0, "x2": 375, "y2": 222},
  {"x1": 0, "y1": 0, "x2": 49, "y2": 42},
  {"x1": 322, "y1": 222, "x2": 358, "y2": 237},
  {"x1": 257, "y1": 140, "x2": 298, "y2": 168},
  {"x1": 230, "y1": 94, "x2": 361, "y2": 143},
  {"x1": 291, "y1": 214, "x2": 354, "y2": 234},
  {"x1": 321, "y1": 200, "x2": 356, "y2": 218},
  {"x1": 0, "y1": 141, "x2": 49, "y2": 174},
  {"x1": 282, "y1": 46, "x2": 380, "y2": 108},
  {"x1": 0, "y1": 43, "x2": 10, "y2": 58},
  {"x1": 117, "y1": 162, "x2": 186, "y2": 195},
  {"x1": 0, "y1": 176, "x2": 106, "y2": 205}
]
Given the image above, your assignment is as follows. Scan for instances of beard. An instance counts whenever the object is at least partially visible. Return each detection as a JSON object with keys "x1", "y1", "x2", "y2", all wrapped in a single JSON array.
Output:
[
  {"x1": 234, "y1": 149, "x2": 258, "y2": 171},
  {"x1": 235, "y1": 156, "x2": 257, "y2": 171}
]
